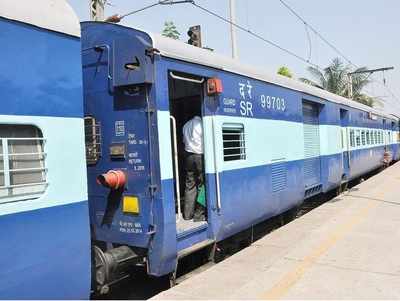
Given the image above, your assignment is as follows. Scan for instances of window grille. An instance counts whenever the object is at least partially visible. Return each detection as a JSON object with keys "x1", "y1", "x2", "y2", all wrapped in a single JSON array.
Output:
[
  {"x1": 355, "y1": 130, "x2": 361, "y2": 147},
  {"x1": 222, "y1": 124, "x2": 246, "y2": 161},
  {"x1": 361, "y1": 131, "x2": 366, "y2": 146},
  {"x1": 84, "y1": 117, "x2": 102, "y2": 165},
  {"x1": 0, "y1": 125, "x2": 47, "y2": 203},
  {"x1": 350, "y1": 130, "x2": 355, "y2": 147}
]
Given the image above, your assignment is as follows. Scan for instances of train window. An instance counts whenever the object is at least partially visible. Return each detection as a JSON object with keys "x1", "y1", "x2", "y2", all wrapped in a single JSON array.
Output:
[
  {"x1": 361, "y1": 131, "x2": 366, "y2": 146},
  {"x1": 84, "y1": 117, "x2": 102, "y2": 165},
  {"x1": 0, "y1": 125, "x2": 47, "y2": 203},
  {"x1": 350, "y1": 130, "x2": 355, "y2": 147},
  {"x1": 355, "y1": 130, "x2": 361, "y2": 147},
  {"x1": 222, "y1": 124, "x2": 246, "y2": 161},
  {"x1": 366, "y1": 131, "x2": 370, "y2": 145}
]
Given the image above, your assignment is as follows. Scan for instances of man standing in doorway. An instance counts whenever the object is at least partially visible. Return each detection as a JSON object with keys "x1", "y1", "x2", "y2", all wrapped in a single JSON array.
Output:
[{"x1": 182, "y1": 115, "x2": 205, "y2": 221}]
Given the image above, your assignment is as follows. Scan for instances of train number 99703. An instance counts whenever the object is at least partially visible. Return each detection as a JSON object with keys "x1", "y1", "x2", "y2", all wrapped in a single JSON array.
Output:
[{"x1": 260, "y1": 95, "x2": 286, "y2": 112}]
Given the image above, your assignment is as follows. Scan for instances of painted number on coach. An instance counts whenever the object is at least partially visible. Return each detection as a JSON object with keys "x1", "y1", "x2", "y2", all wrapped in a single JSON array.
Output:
[{"x1": 260, "y1": 95, "x2": 286, "y2": 112}]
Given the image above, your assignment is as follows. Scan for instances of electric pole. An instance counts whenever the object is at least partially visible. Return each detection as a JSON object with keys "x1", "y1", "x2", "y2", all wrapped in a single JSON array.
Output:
[
  {"x1": 229, "y1": 0, "x2": 238, "y2": 59},
  {"x1": 90, "y1": 0, "x2": 106, "y2": 21},
  {"x1": 347, "y1": 67, "x2": 394, "y2": 99}
]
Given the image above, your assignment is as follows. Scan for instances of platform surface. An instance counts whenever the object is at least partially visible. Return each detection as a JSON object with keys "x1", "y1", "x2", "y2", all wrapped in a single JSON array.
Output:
[{"x1": 153, "y1": 162, "x2": 400, "y2": 299}]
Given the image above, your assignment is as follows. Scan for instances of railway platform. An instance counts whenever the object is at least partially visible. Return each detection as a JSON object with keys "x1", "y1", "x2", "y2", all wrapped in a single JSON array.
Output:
[{"x1": 153, "y1": 162, "x2": 400, "y2": 299}]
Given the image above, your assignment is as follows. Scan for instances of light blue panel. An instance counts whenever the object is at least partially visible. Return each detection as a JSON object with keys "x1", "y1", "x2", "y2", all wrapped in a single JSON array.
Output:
[
  {"x1": 203, "y1": 115, "x2": 304, "y2": 172},
  {"x1": 157, "y1": 111, "x2": 174, "y2": 180},
  {"x1": 156, "y1": 110, "x2": 395, "y2": 179},
  {"x1": 0, "y1": 115, "x2": 87, "y2": 216},
  {"x1": 319, "y1": 125, "x2": 342, "y2": 156}
]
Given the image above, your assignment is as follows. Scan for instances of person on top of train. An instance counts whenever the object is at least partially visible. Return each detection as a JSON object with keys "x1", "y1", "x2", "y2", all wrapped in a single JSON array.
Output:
[{"x1": 182, "y1": 115, "x2": 205, "y2": 221}]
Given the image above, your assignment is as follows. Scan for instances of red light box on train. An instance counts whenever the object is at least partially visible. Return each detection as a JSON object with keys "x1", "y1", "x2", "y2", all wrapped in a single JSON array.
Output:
[{"x1": 207, "y1": 77, "x2": 223, "y2": 95}]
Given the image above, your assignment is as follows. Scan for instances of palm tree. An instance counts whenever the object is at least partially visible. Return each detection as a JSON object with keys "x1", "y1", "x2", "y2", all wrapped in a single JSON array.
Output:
[{"x1": 300, "y1": 58, "x2": 375, "y2": 107}]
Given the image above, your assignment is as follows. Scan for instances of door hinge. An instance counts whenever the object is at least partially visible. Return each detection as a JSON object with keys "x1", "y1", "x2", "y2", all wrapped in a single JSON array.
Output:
[
  {"x1": 145, "y1": 107, "x2": 155, "y2": 114},
  {"x1": 149, "y1": 184, "x2": 157, "y2": 196}
]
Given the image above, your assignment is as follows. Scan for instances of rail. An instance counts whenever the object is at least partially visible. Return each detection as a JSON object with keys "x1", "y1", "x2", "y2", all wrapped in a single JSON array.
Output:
[
  {"x1": 170, "y1": 116, "x2": 182, "y2": 221},
  {"x1": 212, "y1": 117, "x2": 221, "y2": 210},
  {"x1": 169, "y1": 71, "x2": 205, "y2": 84}
]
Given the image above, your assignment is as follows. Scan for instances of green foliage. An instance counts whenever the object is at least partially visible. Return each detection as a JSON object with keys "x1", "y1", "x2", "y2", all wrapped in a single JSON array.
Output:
[
  {"x1": 299, "y1": 58, "x2": 375, "y2": 107},
  {"x1": 277, "y1": 66, "x2": 293, "y2": 78},
  {"x1": 162, "y1": 21, "x2": 180, "y2": 40}
]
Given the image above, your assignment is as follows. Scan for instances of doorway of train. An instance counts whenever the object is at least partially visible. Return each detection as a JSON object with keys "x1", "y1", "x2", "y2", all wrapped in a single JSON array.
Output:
[
  {"x1": 340, "y1": 109, "x2": 350, "y2": 180},
  {"x1": 167, "y1": 70, "x2": 209, "y2": 233}
]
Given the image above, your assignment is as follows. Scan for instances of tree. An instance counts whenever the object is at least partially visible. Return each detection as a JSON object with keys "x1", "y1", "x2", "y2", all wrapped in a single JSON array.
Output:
[
  {"x1": 277, "y1": 66, "x2": 293, "y2": 78},
  {"x1": 299, "y1": 58, "x2": 375, "y2": 107},
  {"x1": 162, "y1": 21, "x2": 180, "y2": 40}
]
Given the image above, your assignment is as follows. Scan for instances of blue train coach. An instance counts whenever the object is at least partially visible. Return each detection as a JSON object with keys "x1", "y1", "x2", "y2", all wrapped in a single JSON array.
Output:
[
  {"x1": 81, "y1": 22, "x2": 399, "y2": 293},
  {"x1": 0, "y1": 0, "x2": 91, "y2": 298}
]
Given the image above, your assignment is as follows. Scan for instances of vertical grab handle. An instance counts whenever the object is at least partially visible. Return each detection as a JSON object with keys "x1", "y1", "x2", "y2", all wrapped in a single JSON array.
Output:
[
  {"x1": 170, "y1": 116, "x2": 182, "y2": 221},
  {"x1": 212, "y1": 117, "x2": 222, "y2": 210}
]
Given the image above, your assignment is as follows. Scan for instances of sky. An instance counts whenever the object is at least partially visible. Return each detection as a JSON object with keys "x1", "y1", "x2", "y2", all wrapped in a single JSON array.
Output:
[{"x1": 68, "y1": 0, "x2": 400, "y2": 114}]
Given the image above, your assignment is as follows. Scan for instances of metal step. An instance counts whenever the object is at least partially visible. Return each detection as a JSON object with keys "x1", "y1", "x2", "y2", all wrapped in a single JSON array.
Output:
[{"x1": 177, "y1": 239, "x2": 215, "y2": 260}]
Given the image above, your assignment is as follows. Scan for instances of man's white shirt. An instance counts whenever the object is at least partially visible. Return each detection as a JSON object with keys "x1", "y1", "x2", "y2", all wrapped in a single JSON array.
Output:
[{"x1": 183, "y1": 116, "x2": 203, "y2": 154}]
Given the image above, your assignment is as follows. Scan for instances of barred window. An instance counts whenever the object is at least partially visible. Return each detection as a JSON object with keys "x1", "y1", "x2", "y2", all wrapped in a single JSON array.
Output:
[
  {"x1": 366, "y1": 131, "x2": 370, "y2": 145},
  {"x1": 361, "y1": 130, "x2": 366, "y2": 146},
  {"x1": 0, "y1": 125, "x2": 47, "y2": 203},
  {"x1": 350, "y1": 130, "x2": 355, "y2": 147},
  {"x1": 355, "y1": 130, "x2": 361, "y2": 147},
  {"x1": 222, "y1": 124, "x2": 246, "y2": 161},
  {"x1": 84, "y1": 117, "x2": 102, "y2": 165}
]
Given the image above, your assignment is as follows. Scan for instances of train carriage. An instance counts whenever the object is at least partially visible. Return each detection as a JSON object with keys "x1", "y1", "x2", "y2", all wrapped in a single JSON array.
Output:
[
  {"x1": 0, "y1": 0, "x2": 90, "y2": 298},
  {"x1": 81, "y1": 22, "x2": 399, "y2": 293}
]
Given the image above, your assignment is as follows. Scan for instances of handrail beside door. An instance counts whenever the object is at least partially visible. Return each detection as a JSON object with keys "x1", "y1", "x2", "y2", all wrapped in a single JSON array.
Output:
[{"x1": 170, "y1": 116, "x2": 182, "y2": 221}]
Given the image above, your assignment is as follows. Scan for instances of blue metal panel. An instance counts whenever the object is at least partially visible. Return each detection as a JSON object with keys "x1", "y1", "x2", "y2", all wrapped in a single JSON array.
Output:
[
  {"x1": 348, "y1": 146, "x2": 385, "y2": 179},
  {"x1": 112, "y1": 36, "x2": 154, "y2": 86},
  {"x1": 217, "y1": 159, "x2": 304, "y2": 241},
  {"x1": 0, "y1": 201, "x2": 91, "y2": 299},
  {"x1": 0, "y1": 18, "x2": 83, "y2": 118}
]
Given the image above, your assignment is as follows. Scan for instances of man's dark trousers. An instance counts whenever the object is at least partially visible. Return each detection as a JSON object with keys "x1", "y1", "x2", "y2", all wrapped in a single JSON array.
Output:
[{"x1": 183, "y1": 151, "x2": 203, "y2": 220}]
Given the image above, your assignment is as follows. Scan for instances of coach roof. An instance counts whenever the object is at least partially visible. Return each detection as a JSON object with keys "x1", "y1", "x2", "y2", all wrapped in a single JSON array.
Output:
[
  {"x1": 0, "y1": 0, "x2": 80, "y2": 37},
  {"x1": 148, "y1": 32, "x2": 397, "y2": 121}
]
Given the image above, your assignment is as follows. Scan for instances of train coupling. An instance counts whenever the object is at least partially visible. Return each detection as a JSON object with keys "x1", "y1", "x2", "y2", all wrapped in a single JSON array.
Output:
[{"x1": 93, "y1": 245, "x2": 141, "y2": 295}]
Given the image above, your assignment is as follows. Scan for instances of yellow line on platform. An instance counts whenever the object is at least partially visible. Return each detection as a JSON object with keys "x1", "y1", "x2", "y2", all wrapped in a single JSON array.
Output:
[{"x1": 260, "y1": 196, "x2": 379, "y2": 300}]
